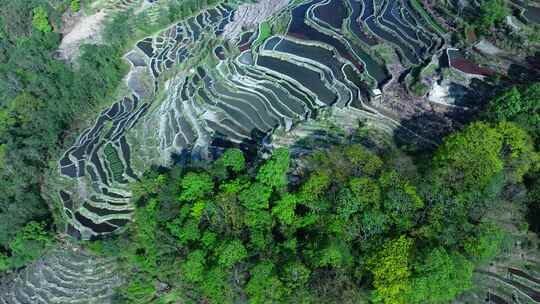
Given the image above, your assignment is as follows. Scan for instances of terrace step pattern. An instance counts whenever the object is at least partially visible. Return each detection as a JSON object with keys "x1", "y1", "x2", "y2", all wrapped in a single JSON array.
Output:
[
  {"x1": 135, "y1": 4, "x2": 234, "y2": 83},
  {"x1": 58, "y1": 0, "x2": 446, "y2": 240},
  {"x1": 153, "y1": 32, "x2": 368, "y2": 159},
  {"x1": 104, "y1": 0, "x2": 141, "y2": 12},
  {"x1": 0, "y1": 245, "x2": 122, "y2": 304},
  {"x1": 361, "y1": 0, "x2": 445, "y2": 63},
  {"x1": 454, "y1": 202, "x2": 540, "y2": 304},
  {"x1": 287, "y1": 0, "x2": 444, "y2": 84},
  {"x1": 59, "y1": 95, "x2": 147, "y2": 240},
  {"x1": 58, "y1": 4, "x2": 235, "y2": 240},
  {"x1": 468, "y1": 268, "x2": 540, "y2": 303}
]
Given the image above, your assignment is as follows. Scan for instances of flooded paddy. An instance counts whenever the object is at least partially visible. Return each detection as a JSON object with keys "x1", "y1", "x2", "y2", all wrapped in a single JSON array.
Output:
[{"x1": 57, "y1": 0, "x2": 446, "y2": 240}]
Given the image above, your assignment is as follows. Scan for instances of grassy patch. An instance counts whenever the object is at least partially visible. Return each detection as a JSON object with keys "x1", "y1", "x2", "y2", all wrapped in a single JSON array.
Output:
[
  {"x1": 251, "y1": 21, "x2": 272, "y2": 50},
  {"x1": 291, "y1": 0, "x2": 306, "y2": 5},
  {"x1": 441, "y1": 67, "x2": 466, "y2": 82},
  {"x1": 409, "y1": 80, "x2": 429, "y2": 97},
  {"x1": 421, "y1": 63, "x2": 438, "y2": 78},
  {"x1": 371, "y1": 44, "x2": 396, "y2": 65},
  {"x1": 104, "y1": 143, "x2": 125, "y2": 182},
  {"x1": 409, "y1": 0, "x2": 445, "y2": 35}
]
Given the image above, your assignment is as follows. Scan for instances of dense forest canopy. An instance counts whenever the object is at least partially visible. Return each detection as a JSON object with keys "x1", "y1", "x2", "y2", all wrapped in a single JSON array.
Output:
[
  {"x1": 0, "y1": 0, "x2": 128, "y2": 268},
  {"x1": 94, "y1": 93, "x2": 539, "y2": 303}
]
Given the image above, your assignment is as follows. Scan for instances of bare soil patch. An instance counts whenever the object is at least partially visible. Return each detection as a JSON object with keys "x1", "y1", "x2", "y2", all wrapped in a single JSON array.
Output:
[{"x1": 58, "y1": 10, "x2": 108, "y2": 62}]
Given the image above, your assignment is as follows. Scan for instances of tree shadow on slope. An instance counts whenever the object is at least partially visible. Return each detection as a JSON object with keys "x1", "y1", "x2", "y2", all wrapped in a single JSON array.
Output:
[
  {"x1": 170, "y1": 129, "x2": 267, "y2": 168},
  {"x1": 395, "y1": 75, "x2": 498, "y2": 154},
  {"x1": 525, "y1": 175, "x2": 540, "y2": 236},
  {"x1": 393, "y1": 106, "x2": 470, "y2": 154},
  {"x1": 446, "y1": 77, "x2": 495, "y2": 109},
  {"x1": 507, "y1": 51, "x2": 540, "y2": 85},
  {"x1": 526, "y1": 201, "x2": 540, "y2": 235}
]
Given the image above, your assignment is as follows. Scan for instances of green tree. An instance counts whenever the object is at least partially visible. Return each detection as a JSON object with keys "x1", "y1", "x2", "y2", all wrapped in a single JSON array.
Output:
[
  {"x1": 522, "y1": 83, "x2": 540, "y2": 109},
  {"x1": 408, "y1": 248, "x2": 474, "y2": 303},
  {"x1": 131, "y1": 173, "x2": 166, "y2": 201},
  {"x1": 272, "y1": 193, "x2": 298, "y2": 225},
  {"x1": 245, "y1": 210, "x2": 273, "y2": 231},
  {"x1": 281, "y1": 261, "x2": 310, "y2": 290},
  {"x1": 349, "y1": 177, "x2": 381, "y2": 210},
  {"x1": 489, "y1": 87, "x2": 523, "y2": 121},
  {"x1": 367, "y1": 236, "x2": 414, "y2": 304},
  {"x1": 179, "y1": 172, "x2": 214, "y2": 202},
  {"x1": 360, "y1": 209, "x2": 387, "y2": 240},
  {"x1": 70, "y1": 0, "x2": 81, "y2": 12},
  {"x1": 32, "y1": 7, "x2": 52, "y2": 33},
  {"x1": 201, "y1": 231, "x2": 217, "y2": 249},
  {"x1": 0, "y1": 144, "x2": 6, "y2": 171},
  {"x1": 464, "y1": 222, "x2": 506, "y2": 262},
  {"x1": 221, "y1": 148, "x2": 246, "y2": 172},
  {"x1": 256, "y1": 148, "x2": 289, "y2": 189},
  {"x1": 299, "y1": 171, "x2": 331, "y2": 204},
  {"x1": 167, "y1": 218, "x2": 200, "y2": 245},
  {"x1": 246, "y1": 262, "x2": 287, "y2": 304},
  {"x1": 0, "y1": 252, "x2": 8, "y2": 272},
  {"x1": 112, "y1": 134, "x2": 532, "y2": 304},
  {"x1": 313, "y1": 240, "x2": 353, "y2": 269},
  {"x1": 190, "y1": 200, "x2": 206, "y2": 220},
  {"x1": 477, "y1": 0, "x2": 509, "y2": 31},
  {"x1": 488, "y1": 83, "x2": 540, "y2": 141},
  {"x1": 238, "y1": 182, "x2": 272, "y2": 210},
  {"x1": 181, "y1": 250, "x2": 205, "y2": 283},
  {"x1": 123, "y1": 277, "x2": 156, "y2": 304},
  {"x1": 0, "y1": 0, "x2": 137, "y2": 271},
  {"x1": 218, "y1": 240, "x2": 247, "y2": 268},
  {"x1": 201, "y1": 267, "x2": 233, "y2": 303},
  {"x1": 8, "y1": 221, "x2": 52, "y2": 268},
  {"x1": 379, "y1": 171, "x2": 424, "y2": 231},
  {"x1": 130, "y1": 199, "x2": 159, "y2": 272},
  {"x1": 344, "y1": 144, "x2": 384, "y2": 177},
  {"x1": 433, "y1": 122, "x2": 503, "y2": 190},
  {"x1": 335, "y1": 188, "x2": 361, "y2": 219},
  {"x1": 496, "y1": 121, "x2": 539, "y2": 182}
]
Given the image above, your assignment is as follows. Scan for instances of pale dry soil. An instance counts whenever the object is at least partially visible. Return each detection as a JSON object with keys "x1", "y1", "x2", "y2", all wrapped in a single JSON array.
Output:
[{"x1": 58, "y1": 11, "x2": 107, "y2": 62}]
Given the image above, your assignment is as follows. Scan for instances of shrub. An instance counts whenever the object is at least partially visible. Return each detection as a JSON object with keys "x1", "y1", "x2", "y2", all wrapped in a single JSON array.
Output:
[
  {"x1": 8, "y1": 221, "x2": 53, "y2": 269},
  {"x1": 409, "y1": 80, "x2": 429, "y2": 97},
  {"x1": 32, "y1": 7, "x2": 52, "y2": 33},
  {"x1": 477, "y1": 0, "x2": 509, "y2": 32},
  {"x1": 70, "y1": 0, "x2": 81, "y2": 12},
  {"x1": 252, "y1": 21, "x2": 272, "y2": 50},
  {"x1": 433, "y1": 122, "x2": 503, "y2": 190}
]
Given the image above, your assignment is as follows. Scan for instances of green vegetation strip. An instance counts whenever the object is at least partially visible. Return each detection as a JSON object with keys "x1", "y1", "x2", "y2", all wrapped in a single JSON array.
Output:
[
  {"x1": 104, "y1": 143, "x2": 125, "y2": 182},
  {"x1": 409, "y1": 0, "x2": 446, "y2": 34},
  {"x1": 251, "y1": 21, "x2": 272, "y2": 50}
]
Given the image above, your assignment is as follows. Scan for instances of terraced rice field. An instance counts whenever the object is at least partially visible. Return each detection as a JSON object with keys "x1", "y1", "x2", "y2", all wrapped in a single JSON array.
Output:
[
  {"x1": 512, "y1": 0, "x2": 540, "y2": 24},
  {"x1": 464, "y1": 265, "x2": 540, "y2": 303},
  {"x1": 57, "y1": 0, "x2": 446, "y2": 240},
  {"x1": 0, "y1": 245, "x2": 122, "y2": 304}
]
